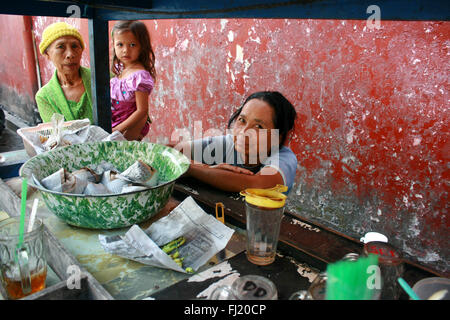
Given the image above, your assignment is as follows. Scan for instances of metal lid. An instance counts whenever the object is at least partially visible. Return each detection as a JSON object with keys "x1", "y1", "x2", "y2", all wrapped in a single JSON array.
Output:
[
  {"x1": 363, "y1": 241, "x2": 402, "y2": 265},
  {"x1": 341, "y1": 253, "x2": 360, "y2": 262}
]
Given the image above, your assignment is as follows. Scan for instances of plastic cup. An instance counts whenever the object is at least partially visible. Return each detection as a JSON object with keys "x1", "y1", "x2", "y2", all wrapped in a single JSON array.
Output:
[
  {"x1": 412, "y1": 277, "x2": 450, "y2": 300},
  {"x1": 240, "y1": 185, "x2": 287, "y2": 266},
  {"x1": 245, "y1": 202, "x2": 284, "y2": 266}
]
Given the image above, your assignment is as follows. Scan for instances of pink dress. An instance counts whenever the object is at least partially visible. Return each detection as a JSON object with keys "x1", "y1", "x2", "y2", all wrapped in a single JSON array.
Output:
[{"x1": 110, "y1": 69, "x2": 154, "y2": 137}]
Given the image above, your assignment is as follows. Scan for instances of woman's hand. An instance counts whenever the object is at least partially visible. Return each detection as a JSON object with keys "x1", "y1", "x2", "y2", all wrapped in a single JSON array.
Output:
[
  {"x1": 188, "y1": 161, "x2": 255, "y2": 175},
  {"x1": 185, "y1": 160, "x2": 282, "y2": 192}
]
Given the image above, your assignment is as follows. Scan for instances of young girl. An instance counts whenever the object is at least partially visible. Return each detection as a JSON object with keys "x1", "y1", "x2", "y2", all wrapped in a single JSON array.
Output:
[{"x1": 110, "y1": 20, "x2": 156, "y2": 141}]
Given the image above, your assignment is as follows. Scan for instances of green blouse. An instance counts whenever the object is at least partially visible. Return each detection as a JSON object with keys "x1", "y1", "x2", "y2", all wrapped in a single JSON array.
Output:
[{"x1": 35, "y1": 66, "x2": 93, "y2": 123}]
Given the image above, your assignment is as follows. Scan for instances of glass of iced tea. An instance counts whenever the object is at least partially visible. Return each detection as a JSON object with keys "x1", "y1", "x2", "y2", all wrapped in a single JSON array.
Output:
[{"x1": 0, "y1": 217, "x2": 47, "y2": 299}]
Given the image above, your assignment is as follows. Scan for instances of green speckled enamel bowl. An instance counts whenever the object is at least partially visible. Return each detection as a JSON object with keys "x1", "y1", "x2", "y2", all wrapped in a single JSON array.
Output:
[{"x1": 19, "y1": 141, "x2": 190, "y2": 229}]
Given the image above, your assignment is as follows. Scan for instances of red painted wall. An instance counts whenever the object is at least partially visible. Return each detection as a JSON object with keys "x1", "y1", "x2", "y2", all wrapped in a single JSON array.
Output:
[
  {"x1": 0, "y1": 15, "x2": 39, "y2": 123},
  {"x1": 143, "y1": 19, "x2": 449, "y2": 275},
  {"x1": 1, "y1": 16, "x2": 448, "y2": 275}
]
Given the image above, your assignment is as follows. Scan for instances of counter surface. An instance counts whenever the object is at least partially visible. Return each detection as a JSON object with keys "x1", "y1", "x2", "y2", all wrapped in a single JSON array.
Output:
[
  {"x1": 19, "y1": 184, "x2": 318, "y2": 300},
  {"x1": 1, "y1": 175, "x2": 434, "y2": 300}
]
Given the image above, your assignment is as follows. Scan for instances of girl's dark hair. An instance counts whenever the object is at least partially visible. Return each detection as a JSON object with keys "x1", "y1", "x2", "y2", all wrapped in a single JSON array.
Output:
[
  {"x1": 227, "y1": 91, "x2": 297, "y2": 146},
  {"x1": 111, "y1": 20, "x2": 156, "y2": 80}
]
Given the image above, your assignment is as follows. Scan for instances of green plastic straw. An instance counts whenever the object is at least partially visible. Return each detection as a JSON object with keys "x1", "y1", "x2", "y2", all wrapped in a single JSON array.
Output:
[
  {"x1": 17, "y1": 177, "x2": 28, "y2": 249},
  {"x1": 398, "y1": 277, "x2": 421, "y2": 300}
]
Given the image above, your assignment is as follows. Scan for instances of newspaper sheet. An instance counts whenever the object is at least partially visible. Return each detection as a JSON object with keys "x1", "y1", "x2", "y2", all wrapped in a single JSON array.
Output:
[
  {"x1": 22, "y1": 115, "x2": 126, "y2": 155},
  {"x1": 99, "y1": 196, "x2": 235, "y2": 273}
]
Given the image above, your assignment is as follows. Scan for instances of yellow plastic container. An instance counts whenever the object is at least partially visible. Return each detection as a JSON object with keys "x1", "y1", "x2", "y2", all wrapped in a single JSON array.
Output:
[{"x1": 240, "y1": 184, "x2": 287, "y2": 209}]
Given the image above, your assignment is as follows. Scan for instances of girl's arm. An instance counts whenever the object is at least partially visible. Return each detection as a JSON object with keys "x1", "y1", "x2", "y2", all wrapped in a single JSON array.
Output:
[
  {"x1": 185, "y1": 162, "x2": 284, "y2": 192},
  {"x1": 113, "y1": 90, "x2": 149, "y2": 140},
  {"x1": 124, "y1": 113, "x2": 148, "y2": 140}
]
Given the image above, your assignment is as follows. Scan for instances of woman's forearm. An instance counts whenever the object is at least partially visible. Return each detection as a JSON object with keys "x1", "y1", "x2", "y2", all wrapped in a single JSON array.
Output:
[
  {"x1": 187, "y1": 164, "x2": 251, "y2": 192},
  {"x1": 187, "y1": 163, "x2": 282, "y2": 192}
]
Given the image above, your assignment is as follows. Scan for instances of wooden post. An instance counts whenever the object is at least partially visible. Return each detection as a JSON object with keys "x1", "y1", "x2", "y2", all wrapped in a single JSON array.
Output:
[{"x1": 88, "y1": 17, "x2": 111, "y2": 133}]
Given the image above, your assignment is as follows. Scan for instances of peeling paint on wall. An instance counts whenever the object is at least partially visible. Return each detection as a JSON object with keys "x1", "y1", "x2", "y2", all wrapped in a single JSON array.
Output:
[
  {"x1": 146, "y1": 19, "x2": 449, "y2": 275},
  {"x1": 0, "y1": 15, "x2": 39, "y2": 123}
]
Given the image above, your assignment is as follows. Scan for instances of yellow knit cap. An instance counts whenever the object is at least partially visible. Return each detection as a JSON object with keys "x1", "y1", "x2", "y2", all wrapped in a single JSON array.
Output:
[{"x1": 39, "y1": 22, "x2": 85, "y2": 54}]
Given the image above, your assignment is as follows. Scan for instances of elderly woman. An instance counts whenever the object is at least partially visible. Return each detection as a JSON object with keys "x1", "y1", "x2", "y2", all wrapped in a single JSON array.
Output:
[
  {"x1": 35, "y1": 22, "x2": 93, "y2": 123},
  {"x1": 175, "y1": 91, "x2": 298, "y2": 194}
]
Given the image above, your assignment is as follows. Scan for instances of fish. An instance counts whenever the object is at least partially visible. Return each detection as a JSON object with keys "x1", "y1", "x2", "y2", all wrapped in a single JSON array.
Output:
[
  {"x1": 40, "y1": 168, "x2": 65, "y2": 192},
  {"x1": 41, "y1": 168, "x2": 86, "y2": 194},
  {"x1": 88, "y1": 160, "x2": 120, "y2": 176},
  {"x1": 73, "y1": 167, "x2": 100, "y2": 183},
  {"x1": 39, "y1": 160, "x2": 158, "y2": 195},
  {"x1": 101, "y1": 170, "x2": 129, "y2": 194},
  {"x1": 117, "y1": 160, "x2": 159, "y2": 187}
]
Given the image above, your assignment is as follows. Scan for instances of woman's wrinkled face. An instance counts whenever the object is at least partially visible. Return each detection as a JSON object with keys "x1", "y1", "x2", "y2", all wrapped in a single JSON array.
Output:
[
  {"x1": 232, "y1": 99, "x2": 280, "y2": 165},
  {"x1": 44, "y1": 36, "x2": 82, "y2": 73}
]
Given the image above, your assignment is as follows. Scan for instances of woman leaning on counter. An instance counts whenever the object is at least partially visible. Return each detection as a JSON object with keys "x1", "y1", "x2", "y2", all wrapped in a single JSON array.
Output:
[
  {"x1": 35, "y1": 22, "x2": 93, "y2": 123},
  {"x1": 175, "y1": 91, "x2": 298, "y2": 194}
]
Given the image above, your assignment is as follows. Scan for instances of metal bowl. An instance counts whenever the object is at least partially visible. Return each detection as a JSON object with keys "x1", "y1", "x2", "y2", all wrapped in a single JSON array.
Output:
[{"x1": 19, "y1": 141, "x2": 190, "y2": 229}]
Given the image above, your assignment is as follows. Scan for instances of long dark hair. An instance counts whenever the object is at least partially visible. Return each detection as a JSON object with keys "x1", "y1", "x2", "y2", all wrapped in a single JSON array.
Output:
[
  {"x1": 228, "y1": 91, "x2": 297, "y2": 146},
  {"x1": 111, "y1": 20, "x2": 156, "y2": 80}
]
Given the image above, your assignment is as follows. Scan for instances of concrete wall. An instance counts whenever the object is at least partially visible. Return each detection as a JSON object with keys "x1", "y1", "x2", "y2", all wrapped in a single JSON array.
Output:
[
  {"x1": 143, "y1": 19, "x2": 449, "y2": 275},
  {"x1": 0, "y1": 15, "x2": 39, "y2": 124},
  {"x1": 0, "y1": 15, "x2": 448, "y2": 275}
]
